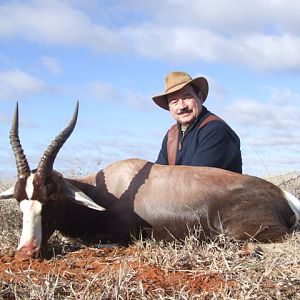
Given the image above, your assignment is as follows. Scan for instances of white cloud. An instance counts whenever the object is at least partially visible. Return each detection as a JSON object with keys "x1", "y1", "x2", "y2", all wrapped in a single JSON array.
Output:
[
  {"x1": 0, "y1": 0, "x2": 123, "y2": 52},
  {"x1": 116, "y1": 0, "x2": 300, "y2": 71},
  {"x1": 233, "y1": 34, "x2": 300, "y2": 71},
  {"x1": 122, "y1": 0, "x2": 300, "y2": 34},
  {"x1": 225, "y1": 88, "x2": 300, "y2": 130},
  {"x1": 0, "y1": 69, "x2": 46, "y2": 100},
  {"x1": 1, "y1": 1, "x2": 300, "y2": 71},
  {"x1": 268, "y1": 86, "x2": 300, "y2": 105},
  {"x1": 121, "y1": 25, "x2": 300, "y2": 71},
  {"x1": 222, "y1": 87, "x2": 300, "y2": 156},
  {"x1": 40, "y1": 56, "x2": 62, "y2": 75},
  {"x1": 88, "y1": 80, "x2": 152, "y2": 110}
]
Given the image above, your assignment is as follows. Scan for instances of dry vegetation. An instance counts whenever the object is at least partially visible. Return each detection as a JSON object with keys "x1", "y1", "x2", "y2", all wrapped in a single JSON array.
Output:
[{"x1": 0, "y1": 174, "x2": 300, "y2": 299}]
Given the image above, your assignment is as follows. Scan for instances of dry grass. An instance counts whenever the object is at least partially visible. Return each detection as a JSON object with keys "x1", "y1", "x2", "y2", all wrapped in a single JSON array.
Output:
[{"x1": 0, "y1": 174, "x2": 300, "y2": 299}]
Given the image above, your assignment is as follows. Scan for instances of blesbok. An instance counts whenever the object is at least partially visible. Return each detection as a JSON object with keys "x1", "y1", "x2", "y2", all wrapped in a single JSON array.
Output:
[{"x1": 1, "y1": 102, "x2": 300, "y2": 259}]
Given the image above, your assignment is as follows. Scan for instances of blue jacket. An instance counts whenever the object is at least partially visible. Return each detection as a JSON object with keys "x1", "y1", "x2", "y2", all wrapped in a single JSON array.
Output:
[{"x1": 156, "y1": 106, "x2": 242, "y2": 173}]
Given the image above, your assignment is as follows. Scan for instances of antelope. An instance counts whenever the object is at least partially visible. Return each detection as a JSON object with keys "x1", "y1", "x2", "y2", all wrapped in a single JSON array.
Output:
[{"x1": 1, "y1": 102, "x2": 300, "y2": 259}]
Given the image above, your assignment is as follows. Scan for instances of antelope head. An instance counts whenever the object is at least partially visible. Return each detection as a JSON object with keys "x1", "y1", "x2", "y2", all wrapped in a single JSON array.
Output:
[{"x1": 0, "y1": 102, "x2": 105, "y2": 258}]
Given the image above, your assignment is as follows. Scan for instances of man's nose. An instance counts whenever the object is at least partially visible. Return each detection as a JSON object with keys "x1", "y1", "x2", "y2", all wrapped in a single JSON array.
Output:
[{"x1": 178, "y1": 99, "x2": 187, "y2": 109}]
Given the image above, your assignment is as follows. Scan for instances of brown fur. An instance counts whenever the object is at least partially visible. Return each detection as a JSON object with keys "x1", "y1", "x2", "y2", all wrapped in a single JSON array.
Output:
[{"x1": 59, "y1": 158, "x2": 296, "y2": 243}]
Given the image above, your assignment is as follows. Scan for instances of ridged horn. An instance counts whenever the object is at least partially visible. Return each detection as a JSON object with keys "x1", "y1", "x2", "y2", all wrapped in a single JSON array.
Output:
[
  {"x1": 36, "y1": 101, "x2": 79, "y2": 179},
  {"x1": 10, "y1": 102, "x2": 30, "y2": 178}
]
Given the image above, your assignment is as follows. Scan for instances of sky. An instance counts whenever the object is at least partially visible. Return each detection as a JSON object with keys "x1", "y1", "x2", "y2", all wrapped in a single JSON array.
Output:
[{"x1": 0, "y1": 0, "x2": 300, "y2": 179}]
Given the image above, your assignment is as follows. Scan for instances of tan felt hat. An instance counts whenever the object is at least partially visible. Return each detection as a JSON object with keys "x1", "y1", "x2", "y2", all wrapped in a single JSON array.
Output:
[{"x1": 152, "y1": 71, "x2": 209, "y2": 110}]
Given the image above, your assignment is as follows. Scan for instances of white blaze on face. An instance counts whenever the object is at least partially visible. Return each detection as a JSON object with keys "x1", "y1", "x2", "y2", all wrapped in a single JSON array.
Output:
[
  {"x1": 25, "y1": 173, "x2": 35, "y2": 200},
  {"x1": 17, "y1": 173, "x2": 43, "y2": 254},
  {"x1": 18, "y1": 200, "x2": 43, "y2": 252}
]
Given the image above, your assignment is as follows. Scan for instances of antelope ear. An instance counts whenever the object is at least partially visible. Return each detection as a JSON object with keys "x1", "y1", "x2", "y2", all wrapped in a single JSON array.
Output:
[
  {"x1": 0, "y1": 186, "x2": 15, "y2": 200},
  {"x1": 64, "y1": 181, "x2": 106, "y2": 211}
]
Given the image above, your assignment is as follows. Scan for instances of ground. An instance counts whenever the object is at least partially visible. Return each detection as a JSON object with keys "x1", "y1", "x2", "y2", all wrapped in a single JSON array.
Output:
[{"x1": 0, "y1": 173, "x2": 300, "y2": 299}]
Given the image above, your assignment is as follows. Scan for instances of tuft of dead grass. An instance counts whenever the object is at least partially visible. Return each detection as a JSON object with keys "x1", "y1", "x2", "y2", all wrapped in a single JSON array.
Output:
[{"x1": 1, "y1": 232, "x2": 300, "y2": 299}]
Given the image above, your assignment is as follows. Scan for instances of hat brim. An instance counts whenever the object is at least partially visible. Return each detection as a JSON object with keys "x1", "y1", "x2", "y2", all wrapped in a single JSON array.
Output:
[{"x1": 152, "y1": 76, "x2": 209, "y2": 110}]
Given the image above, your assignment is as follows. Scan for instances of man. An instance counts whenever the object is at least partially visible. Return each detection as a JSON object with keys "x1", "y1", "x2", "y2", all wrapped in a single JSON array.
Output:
[{"x1": 153, "y1": 71, "x2": 242, "y2": 173}]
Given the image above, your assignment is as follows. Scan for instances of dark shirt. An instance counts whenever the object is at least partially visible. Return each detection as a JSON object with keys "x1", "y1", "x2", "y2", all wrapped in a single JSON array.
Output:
[{"x1": 156, "y1": 106, "x2": 242, "y2": 173}]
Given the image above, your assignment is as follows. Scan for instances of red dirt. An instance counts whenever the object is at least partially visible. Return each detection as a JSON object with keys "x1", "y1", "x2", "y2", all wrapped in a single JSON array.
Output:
[{"x1": 0, "y1": 246, "x2": 236, "y2": 295}]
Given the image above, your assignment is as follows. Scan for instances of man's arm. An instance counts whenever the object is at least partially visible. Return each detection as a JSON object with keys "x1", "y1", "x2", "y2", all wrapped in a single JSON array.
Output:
[
  {"x1": 155, "y1": 133, "x2": 168, "y2": 165},
  {"x1": 191, "y1": 122, "x2": 242, "y2": 173}
]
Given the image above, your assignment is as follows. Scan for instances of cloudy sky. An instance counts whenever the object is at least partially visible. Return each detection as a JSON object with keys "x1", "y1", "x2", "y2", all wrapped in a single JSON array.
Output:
[{"x1": 0, "y1": 0, "x2": 300, "y2": 179}]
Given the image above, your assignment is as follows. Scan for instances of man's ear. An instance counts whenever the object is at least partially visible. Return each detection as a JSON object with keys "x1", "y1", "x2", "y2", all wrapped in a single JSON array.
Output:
[{"x1": 197, "y1": 91, "x2": 204, "y2": 104}]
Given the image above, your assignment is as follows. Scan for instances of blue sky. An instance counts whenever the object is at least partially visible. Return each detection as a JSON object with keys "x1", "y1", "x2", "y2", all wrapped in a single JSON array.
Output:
[{"x1": 0, "y1": 0, "x2": 300, "y2": 179}]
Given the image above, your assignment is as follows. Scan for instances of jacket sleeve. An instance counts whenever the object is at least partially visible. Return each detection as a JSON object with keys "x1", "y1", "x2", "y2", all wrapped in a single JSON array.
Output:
[
  {"x1": 191, "y1": 121, "x2": 242, "y2": 171},
  {"x1": 155, "y1": 133, "x2": 168, "y2": 165}
]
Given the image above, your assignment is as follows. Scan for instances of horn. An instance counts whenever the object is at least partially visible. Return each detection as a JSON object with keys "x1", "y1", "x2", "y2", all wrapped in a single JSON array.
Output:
[
  {"x1": 10, "y1": 102, "x2": 30, "y2": 178},
  {"x1": 36, "y1": 101, "x2": 79, "y2": 179}
]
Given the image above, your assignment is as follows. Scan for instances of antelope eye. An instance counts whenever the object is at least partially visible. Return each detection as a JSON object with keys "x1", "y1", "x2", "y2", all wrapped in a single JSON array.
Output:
[{"x1": 44, "y1": 184, "x2": 58, "y2": 197}]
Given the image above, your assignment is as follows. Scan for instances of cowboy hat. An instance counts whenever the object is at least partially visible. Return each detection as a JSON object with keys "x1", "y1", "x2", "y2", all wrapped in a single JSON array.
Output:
[{"x1": 152, "y1": 71, "x2": 209, "y2": 110}]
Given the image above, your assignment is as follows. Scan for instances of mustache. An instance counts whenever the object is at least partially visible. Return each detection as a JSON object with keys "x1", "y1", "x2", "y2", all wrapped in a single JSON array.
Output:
[{"x1": 178, "y1": 108, "x2": 192, "y2": 115}]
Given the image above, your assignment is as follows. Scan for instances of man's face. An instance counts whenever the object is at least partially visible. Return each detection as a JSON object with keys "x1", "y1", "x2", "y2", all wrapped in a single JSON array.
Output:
[{"x1": 167, "y1": 85, "x2": 203, "y2": 125}]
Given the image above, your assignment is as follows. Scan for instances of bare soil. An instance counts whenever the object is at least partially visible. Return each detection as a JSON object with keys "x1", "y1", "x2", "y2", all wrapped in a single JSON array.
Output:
[{"x1": 0, "y1": 245, "x2": 236, "y2": 298}]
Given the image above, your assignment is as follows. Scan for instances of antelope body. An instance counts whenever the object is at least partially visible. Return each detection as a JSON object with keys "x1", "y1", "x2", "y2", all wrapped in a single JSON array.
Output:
[{"x1": 1, "y1": 103, "x2": 300, "y2": 258}]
